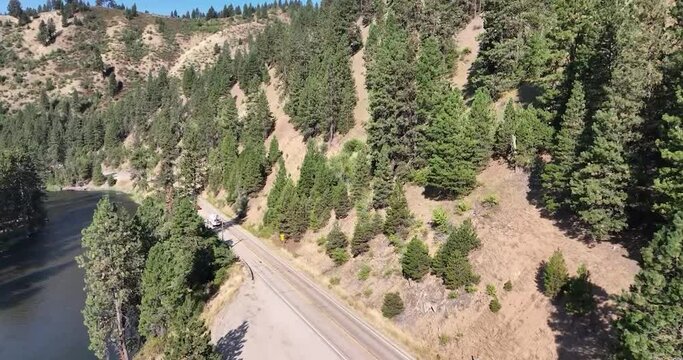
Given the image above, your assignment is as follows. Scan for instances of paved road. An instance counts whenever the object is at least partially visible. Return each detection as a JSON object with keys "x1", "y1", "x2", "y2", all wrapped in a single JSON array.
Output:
[{"x1": 198, "y1": 198, "x2": 414, "y2": 360}]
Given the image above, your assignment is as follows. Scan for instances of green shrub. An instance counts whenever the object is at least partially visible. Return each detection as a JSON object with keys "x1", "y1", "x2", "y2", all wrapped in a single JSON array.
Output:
[
  {"x1": 342, "y1": 139, "x2": 365, "y2": 154},
  {"x1": 363, "y1": 288, "x2": 373, "y2": 297},
  {"x1": 438, "y1": 334, "x2": 450, "y2": 346},
  {"x1": 455, "y1": 201, "x2": 471, "y2": 214},
  {"x1": 564, "y1": 264, "x2": 595, "y2": 315},
  {"x1": 489, "y1": 298, "x2": 501, "y2": 313},
  {"x1": 486, "y1": 284, "x2": 497, "y2": 297},
  {"x1": 106, "y1": 175, "x2": 117, "y2": 186},
  {"x1": 543, "y1": 250, "x2": 569, "y2": 298},
  {"x1": 316, "y1": 235, "x2": 327, "y2": 247},
  {"x1": 326, "y1": 224, "x2": 349, "y2": 265},
  {"x1": 482, "y1": 194, "x2": 499, "y2": 207},
  {"x1": 431, "y1": 207, "x2": 449, "y2": 231},
  {"x1": 357, "y1": 264, "x2": 371, "y2": 281},
  {"x1": 401, "y1": 237, "x2": 431, "y2": 281},
  {"x1": 504, "y1": 280, "x2": 512, "y2": 291},
  {"x1": 329, "y1": 277, "x2": 340, "y2": 286},
  {"x1": 329, "y1": 248, "x2": 349, "y2": 266},
  {"x1": 465, "y1": 284, "x2": 477, "y2": 293},
  {"x1": 388, "y1": 234, "x2": 404, "y2": 249},
  {"x1": 448, "y1": 291, "x2": 458, "y2": 299},
  {"x1": 381, "y1": 292, "x2": 404, "y2": 318},
  {"x1": 408, "y1": 167, "x2": 429, "y2": 186}
]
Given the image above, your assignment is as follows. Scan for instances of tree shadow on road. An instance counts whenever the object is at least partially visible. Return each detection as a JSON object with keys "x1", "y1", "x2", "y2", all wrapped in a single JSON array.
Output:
[{"x1": 216, "y1": 320, "x2": 249, "y2": 360}]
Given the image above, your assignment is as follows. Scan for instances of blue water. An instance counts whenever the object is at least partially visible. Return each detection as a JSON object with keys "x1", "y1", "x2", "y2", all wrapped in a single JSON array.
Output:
[{"x1": 0, "y1": 191, "x2": 136, "y2": 360}]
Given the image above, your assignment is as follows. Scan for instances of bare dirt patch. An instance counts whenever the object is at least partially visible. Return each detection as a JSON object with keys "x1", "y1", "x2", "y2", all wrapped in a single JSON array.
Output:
[
  {"x1": 263, "y1": 68, "x2": 306, "y2": 181},
  {"x1": 451, "y1": 15, "x2": 484, "y2": 89}
]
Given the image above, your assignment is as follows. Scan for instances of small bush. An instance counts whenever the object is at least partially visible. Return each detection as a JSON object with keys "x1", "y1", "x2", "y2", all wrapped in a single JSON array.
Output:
[
  {"x1": 357, "y1": 264, "x2": 371, "y2": 281},
  {"x1": 448, "y1": 291, "x2": 458, "y2": 299},
  {"x1": 408, "y1": 167, "x2": 429, "y2": 186},
  {"x1": 543, "y1": 250, "x2": 569, "y2": 298},
  {"x1": 489, "y1": 298, "x2": 501, "y2": 313},
  {"x1": 381, "y1": 292, "x2": 404, "y2": 319},
  {"x1": 329, "y1": 248, "x2": 349, "y2": 266},
  {"x1": 465, "y1": 284, "x2": 477, "y2": 293},
  {"x1": 564, "y1": 264, "x2": 595, "y2": 315},
  {"x1": 504, "y1": 280, "x2": 513, "y2": 291},
  {"x1": 388, "y1": 234, "x2": 404, "y2": 249},
  {"x1": 316, "y1": 235, "x2": 327, "y2": 247},
  {"x1": 455, "y1": 201, "x2": 471, "y2": 214},
  {"x1": 106, "y1": 175, "x2": 117, "y2": 186},
  {"x1": 342, "y1": 139, "x2": 365, "y2": 154},
  {"x1": 482, "y1": 194, "x2": 499, "y2": 207},
  {"x1": 486, "y1": 284, "x2": 497, "y2": 297},
  {"x1": 431, "y1": 207, "x2": 449, "y2": 231},
  {"x1": 363, "y1": 288, "x2": 373, "y2": 297},
  {"x1": 438, "y1": 334, "x2": 450, "y2": 346},
  {"x1": 329, "y1": 277, "x2": 340, "y2": 286}
]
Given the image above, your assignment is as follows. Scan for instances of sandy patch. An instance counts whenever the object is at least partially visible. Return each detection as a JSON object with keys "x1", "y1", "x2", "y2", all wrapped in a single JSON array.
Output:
[
  {"x1": 451, "y1": 16, "x2": 484, "y2": 89},
  {"x1": 263, "y1": 68, "x2": 306, "y2": 182}
]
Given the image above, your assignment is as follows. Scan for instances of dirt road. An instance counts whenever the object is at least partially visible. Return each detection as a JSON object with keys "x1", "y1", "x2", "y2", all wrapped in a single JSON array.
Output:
[{"x1": 198, "y1": 198, "x2": 413, "y2": 360}]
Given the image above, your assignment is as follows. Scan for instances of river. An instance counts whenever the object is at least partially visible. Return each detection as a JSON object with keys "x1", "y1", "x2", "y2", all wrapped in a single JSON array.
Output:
[{"x1": 0, "y1": 191, "x2": 137, "y2": 360}]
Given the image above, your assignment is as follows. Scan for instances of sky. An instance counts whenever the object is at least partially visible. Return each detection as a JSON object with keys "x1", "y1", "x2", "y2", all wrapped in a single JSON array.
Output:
[{"x1": 3, "y1": 0, "x2": 269, "y2": 16}]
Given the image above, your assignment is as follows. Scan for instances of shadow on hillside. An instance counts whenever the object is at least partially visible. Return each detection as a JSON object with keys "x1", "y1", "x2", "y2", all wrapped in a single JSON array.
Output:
[
  {"x1": 216, "y1": 320, "x2": 249, "y2": 360},
  {"x1": 525, "y1": 158, "x2": 595, "y2": 243},
  {"x1": 526, "y1": 158, "x2": 647, "y2": 259},
  {"x1": 548, "y1": 283, "x2": 616, "y2": 360}
]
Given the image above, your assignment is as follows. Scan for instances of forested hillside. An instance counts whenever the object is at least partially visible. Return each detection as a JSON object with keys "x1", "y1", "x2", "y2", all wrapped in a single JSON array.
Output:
[{"x1": 0, "y1": 0, "x2": 681, "y2": 359}]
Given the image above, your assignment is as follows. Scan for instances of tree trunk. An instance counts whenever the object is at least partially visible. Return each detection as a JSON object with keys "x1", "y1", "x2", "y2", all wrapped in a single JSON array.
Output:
[{"x1": 114, "y1": 297, "x2": 130, "y2": 360}]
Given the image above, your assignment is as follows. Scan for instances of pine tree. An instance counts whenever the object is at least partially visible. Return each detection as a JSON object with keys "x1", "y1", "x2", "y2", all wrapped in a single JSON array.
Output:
[
  {"x1": 372, "y1": 146, "x2": 393, "y2": 209},
  {"x1": 0, "y1": 150, "x2": 45, "y2": 236},
  {"x1": 297, "y1": 142, "x2": 325, "y2": 199},
  {"x1": 77, "y1": 197, "x2": 144, "y2": 359},
  {"x1": 235, "y1": 141, "x2": 267, "y2": 196},
  {"x1": 494, "y1": 101, "x2": 518, "y2": 159},
  {"x1": 351, "y1": 206, "x2": 373, "y2": 256},
  {"x1": 441, "y1": 253, "x2": 479, "y2": 290},
  {"x1": 570, "y1": 110, "x2": 629, "y2": 240},
  {"x1": 469, "y1": 88, "x2": 497, "y2": 167},
  {"x1": 425, "y1": 89, "x2": 477, "y2": 197},
  {"x1": 415, "y1": 36, "x2": 449, "y2": 164},
  {"x1": 381, "y1": 292, "x2": 405, "y2": 318},
  {"x1": 383, "y1": 183, "x2": 413, "y2": 238},
  {"x1": 653, "y1": 94, "x2": 683, "y2": 220},
  {"x1": 332, "y1": 182, "x2": 351, "y2": 219},
  {"x1": 366, "y1": 13, "x2": 417, "y2": 169},
  {"x1": 401, "y1": 237, "x2": 431, "y2": 281},
  {"x1": 279, "y1": 186, "x2": 308, "y2": 241},
  {"x1": 264, "y1": 161, "x2": 289, "y2": 226},
  {"x1": 543, "y1": 250, "x2": 569, "y2": 298},
  {"x1": 617, "y1": 212, "x2": 683, "y2": 359},
  {"x1": 267, "y1": 137, "x2": 281, "y2": 166},
  {"x1": 164, "y1": 298, "x2": 220, "y2": 360},
  {"x1": 541, "y1": 81, "x2": 587, "y2": 212},
  {"x1": 350, "y1": 147, "x2": 371, "y2": 202},
  {"x1": 325, "y1": 223, "x2": 349, "y2": 265},
  {"x1": 432, "y1": 220, "x2": 481, "y2": 289}
]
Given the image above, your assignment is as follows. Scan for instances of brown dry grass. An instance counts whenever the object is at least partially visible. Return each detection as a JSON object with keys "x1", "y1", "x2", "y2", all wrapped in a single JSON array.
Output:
[
  {"x1": 263, "y1": 67, "x2": 306, "y2": 181},
  {"x1": 202, "y1": 263, "x2": 247, "y2": 326}
]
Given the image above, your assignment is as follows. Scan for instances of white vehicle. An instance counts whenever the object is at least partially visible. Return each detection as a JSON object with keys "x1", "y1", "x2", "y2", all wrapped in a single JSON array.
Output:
[{"x1": 206, "y1": 214, "x2": 222, "y2": 229}]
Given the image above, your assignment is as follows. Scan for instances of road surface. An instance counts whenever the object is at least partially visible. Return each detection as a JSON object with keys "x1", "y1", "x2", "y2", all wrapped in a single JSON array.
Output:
[{"x1": 198, "y1": 198, "x2": 414, "y2": 360}]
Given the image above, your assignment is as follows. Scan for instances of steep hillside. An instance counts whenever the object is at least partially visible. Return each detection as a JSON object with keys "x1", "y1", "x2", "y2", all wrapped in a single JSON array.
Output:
[{"x1": 0, "y1": 7, "x2": 269, "y2": 110}]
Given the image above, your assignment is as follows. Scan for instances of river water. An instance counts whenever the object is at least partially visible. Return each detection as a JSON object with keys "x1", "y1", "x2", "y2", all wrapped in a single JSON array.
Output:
[{"x1": 0, "y1": 191, "x2": 137, "y2": 360}]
